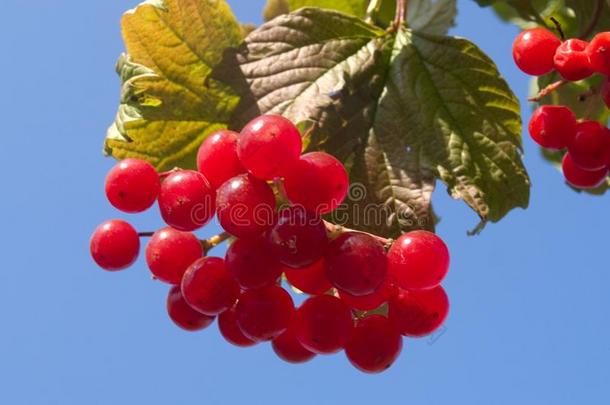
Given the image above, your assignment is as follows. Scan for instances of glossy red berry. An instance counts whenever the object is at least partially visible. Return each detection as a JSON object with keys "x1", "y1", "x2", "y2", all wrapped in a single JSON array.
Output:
[
  {"x1": 272, "y1": 321, "x2": 316, "y2": 364},
  {"x1": 235, "y1": 286, "x2": 295, "y2": 342},
  {"x1": 145, "y1": 227, "x2": 203, "y2": 285},
  {"x1": 528, "y1": 105, "x2": 576, "y2": 150},
  {"x1": 218, "y1": 305, "x2": 257, "y2": 347},
  {"x1": 238, "y1": 115, "x2": 302, "y2": 180},
  {"x1": 553, "y1": 39, "x2": 593, "y2": 81},
  {"x1": 284, "y1": 259, "x2": 332, "y2": 295},
  {"x1": 225, "y1": 237, "x2": 283, "y2": 290},
  {"x1": 166, "y1": 286, "x2": 215, "y2": 332},
  {"x1": 216, "y1": 173, "x2": 276, "y2": 238},
  {"x1": 345, "y1": 315, "x2": 403, "y2": 373},
  {"x1": 568, "y1": 121, "x2": 610, "y2": 171},
  {"x1": 389, "y1": 286, "x2": 449, "y2": 337},
  {"x1": 283, "y1": 152, "x2": 349, "y2": 214},
  {"x1": 387, "y1": 230, "x2": 450, "y2": 291},
  {"x1": 105, "y1": 158, "x2": 160, "y2": 213},
  {"x1": 197, "y1": 130, "x2": 245, "y2": 189},
  {"x1": 294, "y1": 295, "x2": 353, "y2": 354},
  {"x1": 158, "y1": 170, "x2": 215, "y2": 231},
  {"x1": 266, "y1": 206, "x2": 328, "y2": 268},
  {"x1": 562, "y1": 153, "x2": 609, "y2": 189},
  {"x1": 325, "y1": 232, "x2": 387, "y2": 296},
  {"x1": 602, "y1": 78, "x2": 610, "y2": 109},
  {"x1": 512, "y1": 28, "x2": 560, "y2": 75},
  {"x1": 90, "y1": 220, "x2": 140, "y2": 271},
  {"x1": 338, "y1": 278, "x2": 397, "y2": 311},
  {"x1": 586, "y1": 32, "x2": 610, "y2": 75},
  {"x1": 181, "y1": 257, "x2": 239, "y2": 316}
]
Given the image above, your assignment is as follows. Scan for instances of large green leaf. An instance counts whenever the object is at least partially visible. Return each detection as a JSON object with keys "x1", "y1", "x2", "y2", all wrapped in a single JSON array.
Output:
[
  {"x1": 105, "y1": 0, "x2": 242, "y2": 171},
  {"x1": 216, "y1": 8, "x2": 529, "y2": 237}
]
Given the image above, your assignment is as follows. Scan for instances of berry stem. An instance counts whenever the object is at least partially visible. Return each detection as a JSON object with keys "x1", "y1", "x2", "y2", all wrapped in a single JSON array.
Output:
[
  {"x1": 201, "y1": 232, "x2": 232, "y2": 253},
  {"x1": 323, "y1": 220, "x2": 394, "y2": 248},
  {"x1": 529, "y1": 79, "x2": 568, "y2": 102},
  {"x1": 138, "y1": 232, "x2": 154, "y2": 238},
  {"x1": 394, "y1": 0, "x2": 407, "y2": 29},
  {"x1": 550, "y1": 17, "x2": 566, "y2": 41},
  {"x1": 158, "y1": 167, "x2": 180, "y2": 179},
  {"x1": 365, "y1": 0, "x2": 382, "y2": 24},
  {"x1": 580, "y1": 0, "x2": 603, "y2": 40}
]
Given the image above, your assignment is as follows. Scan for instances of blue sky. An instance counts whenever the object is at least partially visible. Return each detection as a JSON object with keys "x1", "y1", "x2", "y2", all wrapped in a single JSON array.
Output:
[{"x1": 1, "y1": 1, "x2": 609, "y2": 404}]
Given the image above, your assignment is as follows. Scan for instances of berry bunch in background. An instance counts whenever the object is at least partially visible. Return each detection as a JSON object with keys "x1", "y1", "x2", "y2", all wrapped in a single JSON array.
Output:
[
  {"x1": 512, "y1": 27, "x2": 610, "y2": 190},
  {"x1": 90, "y1": 114, "x2": 451, "y2": 374}
]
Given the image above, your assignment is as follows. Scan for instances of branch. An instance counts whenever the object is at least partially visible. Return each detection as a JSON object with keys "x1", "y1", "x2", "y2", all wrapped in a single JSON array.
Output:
[
  {"x1": 580, "y1": 0, "x2": 604, "y2": 40},
  {"x1": 550, "y1": 17, "x2": 566, "y2": 41},
  {"x1": 529, "y1": 79, "x2": 568, "y2": 102}
]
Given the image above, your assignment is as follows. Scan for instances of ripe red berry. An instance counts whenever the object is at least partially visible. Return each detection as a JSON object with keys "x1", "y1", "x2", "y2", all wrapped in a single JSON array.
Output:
[
  {"x1": 512, "y1": 28, "x2": 561, "y2": 75},
  {"x1": 389, "y1": 286, "x2": 449, "y2": 337},
  {"x1": 90, "y1": 220, "x2": 140, "y2": 271},
  {"x1": 197, "y1": 130, "x2": 245, "y2": 189},
  {"x1": 166, "y1": 286, "x2": 215, "y2": 332},
  {"x1": 586, "y1": 32, "x2": 610, "y2": 75},
  {"x1": 294, "y1": 295, "x2": 353, "y2": 354},
  {"x1": 602, "y1": 78, "x2": 610, "y2": 109},
  {"x1": 387, "y1": 230, "x2": 450, "y2": 291},
  {"x1": 568, "y1": 121, "x2": 610, "y2": 171},
  {"x1": 145, "y1": 227, "x2": 203, "y2": 285},
  {"x1": 216, "y1": 173, "x2": 276, "y2": 238},
  {"x1": 272, "y1": 321, "x2": 316, "y2": 364},
  {"x1": 345, "y1": 315, "x2": 403, "y2": 373},
  {"x1": 158, "y1": 170, "x2": 215, "y2": 231},
  {"x1": 105, "y1": 158, "x2": 160, "y2": 213},
  {"x1": 283, "y1": 152, "x2": 349, "y2": 214},
  {"x1": 235, "y1": 286, "x2": 295, "y2": 342},
  {"x1": 284, "y1": 259, "x2": 332, "y2": 295},
  {"x1": 528, "y1": 105, "x2": 576, "y2": 150},
  {"x1": 238, "y1": 115, "x2": 302, "y2": 180},
  {"x1": 266, "y1": 206, "x2": 328, "y2": 268},
  {"x1": 338, "y1": 278, "x2": 397, "y2": 311},
  {"x1": 218, "y1": 305, "x2": 257, "y2": 347},
  {"x1": 181, "y1": 257, "x2": 239, "y2": 316},
  {"x1": 325, "y1": 232, "x2": 387, "y2": 296},
  {"x1": 562, "y1": 153, "x2": 609, "y2": 189},
  {"x1": 553, "y1": 39, "x2": 593, "y2": 81},
  {"x1": 225, "y1": 236, "x2": 283, "y2": 290}
]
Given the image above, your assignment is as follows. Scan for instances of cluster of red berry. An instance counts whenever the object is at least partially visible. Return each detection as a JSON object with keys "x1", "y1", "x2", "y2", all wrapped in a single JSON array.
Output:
[
  {"x1": 512, "y1": 28, "x2": 610, "y2": 189},
  {"x1": 90, "y1": 115, "x2": 450, "y2": 373}
]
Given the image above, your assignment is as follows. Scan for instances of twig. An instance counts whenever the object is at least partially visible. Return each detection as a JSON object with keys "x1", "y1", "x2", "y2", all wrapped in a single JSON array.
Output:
[
  {"x1": 324, "y1": 220, "x2": 394, "y2": 248},
  {"x1": 201, "y1": 232, "x2": 232, "y2": 253},
  {"x1": 394, "y1": 0, "x2": 407, "y2": 29},
  {"x1": 550, "y1": 17, "x2": 566, "y2": 41},
  {"x1": 138, "y1": 232, "x2": 154, "y2": 238},
  {"x1": 365, "y1": 0, "x2": 382, "y2": 24},
  {"x1": 580, "y1": 0, "x2": 604, "y2": 40},
  {"x1": 529, "y1": 79, "x2": 568, "y2": 102}
]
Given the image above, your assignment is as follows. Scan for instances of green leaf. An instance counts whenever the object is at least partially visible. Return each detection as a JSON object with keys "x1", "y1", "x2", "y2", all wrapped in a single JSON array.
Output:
[
  {"x1": 216, "y1": 8, "x2": 529, "y2": 237},
  {"x1": 264, "y1": 0, "x2": 366, "y2": 20},
  {"x1": 105, "y1": 0, "x2": 242, "y2": 171}
]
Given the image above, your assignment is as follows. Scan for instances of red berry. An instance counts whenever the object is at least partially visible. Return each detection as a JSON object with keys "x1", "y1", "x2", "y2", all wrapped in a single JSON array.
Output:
[
  {"x1": 586, "y1": 32, "x2": 610, "y2": 75},
  {"x1": 568, "y1": 121, "x2": 610, "y2": 171},
  {"x1": 166, "y1": 286, "x2": 215, "y2": 332},
  {"x1": 283, "y1": 152, "x2": 349, "y2": 214},
  {"x1": 158, "y1": 170, "x2": 215, "y2": 231},
  {"x1": 345, "y1": 315, "x2": 402, "y2": 373},
  {"x1": 197, "y1": 130, "x2": 245, "y2": 189},
  {"x1": 225, "y1": 237, "x2": 283, "y2": 290},
  {"x1": 338, "y1": 278, "x2": 397, "y2": 311},
  {"x1": 181, "y1": 257, "x2": 239, "y2": 316},
  {"x1": 389, "y1": 286, "x2": 449, "y2": 337},
  {"x1": 325, "y1": 232, "x2": 387, "y2": 296},
  {"x1": 90, "y1": 220, "x2": 140, "y2": 271},
  {"x1": 235, "y1": 286, "x2": 295, "y2": 342},
  {"x1": 553, "y1": 39, "x2": 593, "y2": 81},
  {"x1": 284, "y1": 259, "x2": 332, "y2": 295},
  {"x1": 512, "y1": 28, "x2": 560, "y2": 76},
  {"x1": 216, "y1": 173, "x2": 276, "y2": 238},
  {"x1": 105, "y1": 158, "x2": 160, "y2": 213},
  {"x1": 294, "y1": 295, "x2": 353, "y2": 354},
  {"x1": 145, "y1": 227, "x2": 203, "y2": 285},
  {"x1": 272, "y1": 321, "x2": 316, "y2": 364},
  {"x1": 266, "y1": 206, "x2": 328, "y2": 268},
  {"x1": 528, "y1": 105, "x2": 576, "y2": 150},
  {"x1": 238, "y1": 115, "x2": 302, "y2": 180},
  {"x1": 602, "y1": 78, "x2": 610, "y2": 109},
  {"x1": 562, "y1": 153, "x2": 609, "y2": 189},
  {"x1": 218, "y1": 305, "x2": 257, "y2": 347},
  {"x1": 387, "y1": 230, "x2": 449, "y2": 291}
]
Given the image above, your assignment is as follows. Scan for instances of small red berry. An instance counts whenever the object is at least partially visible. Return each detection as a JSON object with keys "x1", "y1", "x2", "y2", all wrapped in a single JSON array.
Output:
[
  {"x1": 181, "y1": 257, "x2": 239, "y2": 316},
  {"x1": 345, "y1": 315, "x2": 403, "y2": 373},
  {"x1": 197, "y1": 130, "x2": 245, "y2": 189},
  {"x1": 166, "y1": 286, "x2": 215, "y2": 332},
  {"x1": 389, "y1": 286, "x2": 449, "y2": 337},
  {"x1": 387, "y1": 230, "x2": 450, "y2": 291},
  {"x1": 105, "y1": 158, "x2": 160, "y2": 213},
  {"x1": 528, "y1": 105, "x2": 576, "y2": 150},
  {"x1": 562, "y1": 153, "x2": 609, "y2": 189},
  {"x1": 235, "y1": 286, "x2": 295, "y2": 342},
  {"x1": 272, "y1": 321, "x2": 316, "y2": 364},
  {"x1": 586, "y1": 32, "x2": 610, "y2": 75},
  {"x1": 90, "y1": 220, "x2": 140, "y2": 271},
  {"x1": 338, "y1": 278, "x2": 397, "y2": 311},
  {"x1": 512, "y1": 28, "x2": 561, "y2": 76},
  {"x1": 568, "y1": 121, "x2": 610, "y2": 171},
  {"x1": 553, "y1": 39, "x2": 593, "y2": 81},
  {"x1": 284, "y1": 259, "x2": 332, "y2": 295},
  {"x1": 225, "y1": 236, "x2": 283, "y2": 290},
  {"x1": 145, "y1": 227, "x2": 203, "y2": 285},
  {"x1": 218, "y1": 305, "x2": 257, "y2": 347}
]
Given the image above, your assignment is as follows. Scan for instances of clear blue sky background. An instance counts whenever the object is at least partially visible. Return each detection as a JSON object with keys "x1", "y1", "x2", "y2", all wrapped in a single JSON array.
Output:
[{"x1": 1, "y1": 1, "x2": 608, "y2": 404}]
